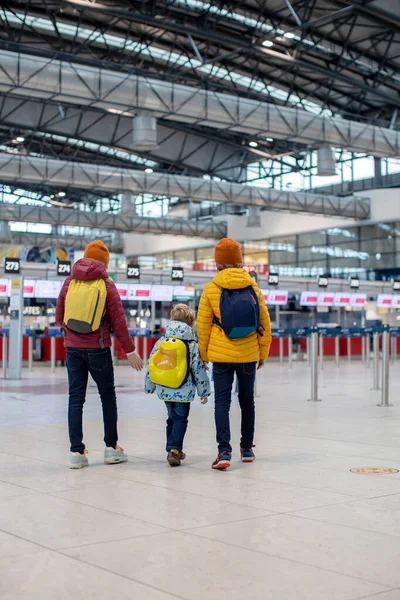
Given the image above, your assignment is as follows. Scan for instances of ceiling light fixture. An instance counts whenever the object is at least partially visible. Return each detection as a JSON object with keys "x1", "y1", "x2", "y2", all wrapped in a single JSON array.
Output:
[
  {"x1": 266, "y1": 137, "x2": 274, "y2": 142},
  {"x1": 58, "y1": 191, "x2": 66, "y2": 197},
  {"x1": 16, "y1": 136, "x2": 25, "y2": 143},
  {"x1": 249, "y1": 141, "x2": 258, "y2": 148},
  {"x1": 262, "y1": 40, "x2": 274, "y2": 48},
  {"x1": 283, "y1": 32, "x2": 296, "y2": 39},
  {"x1": 145, "y1": 167, "x2": 154, "y2": 173}
]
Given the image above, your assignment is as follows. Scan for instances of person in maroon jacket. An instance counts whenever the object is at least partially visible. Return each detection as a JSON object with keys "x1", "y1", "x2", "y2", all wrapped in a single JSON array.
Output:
[{"x1": 56, "y1": 240, "x2": 143, "y2": 469}]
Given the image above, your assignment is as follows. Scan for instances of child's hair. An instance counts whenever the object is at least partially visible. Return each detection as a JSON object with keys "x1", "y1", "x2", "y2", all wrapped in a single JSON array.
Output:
[{"x1": 170, "y1": 304, "x2": 195, "y2": 327}]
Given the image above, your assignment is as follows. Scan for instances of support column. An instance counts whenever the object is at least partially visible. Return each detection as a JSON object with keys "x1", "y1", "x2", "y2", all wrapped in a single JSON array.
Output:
[{"x1": 8, "y1": 277, "x2": 23, "y2": 380}]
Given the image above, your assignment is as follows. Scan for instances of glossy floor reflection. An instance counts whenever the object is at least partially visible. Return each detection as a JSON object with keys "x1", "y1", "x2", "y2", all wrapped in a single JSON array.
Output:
[{"x1": 1, "y1": 358, "x2": 400, "y2": 599}]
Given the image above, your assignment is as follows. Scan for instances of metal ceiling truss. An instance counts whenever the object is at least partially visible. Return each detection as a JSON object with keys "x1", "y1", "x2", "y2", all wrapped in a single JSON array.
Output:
[
  {"x1": 0, "y1": 95, "x2": 251, "y2": 179},
  {"x1": 0, "y1": 202, "x2": 226, "y2": 238},
  {"x1": 0, "y1": 153, "x2": 371, "y2": 219},
  {"x1": 1, "y1": 0, "x2": 400, "y2": 122},
  {"x1": 0, "y1": 230, "x2": 123, "y2": 252},
  {"x1": 0, "y1": 50, "x2": 398, "y2": 157}
]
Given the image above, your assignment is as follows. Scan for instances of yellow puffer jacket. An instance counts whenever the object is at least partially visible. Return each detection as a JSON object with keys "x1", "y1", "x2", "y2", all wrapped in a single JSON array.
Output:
[{"x1": 197, "y1": 269, "x2": 272, "y2": 363}]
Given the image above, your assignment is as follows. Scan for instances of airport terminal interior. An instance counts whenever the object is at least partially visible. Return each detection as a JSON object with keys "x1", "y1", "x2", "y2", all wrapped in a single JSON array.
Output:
[{"x1": 2, "y1": 0, "x2": 400, "y2": 598}]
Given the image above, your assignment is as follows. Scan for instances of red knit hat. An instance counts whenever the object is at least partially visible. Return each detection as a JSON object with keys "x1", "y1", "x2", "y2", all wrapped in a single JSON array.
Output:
[
  {"x1": 214, "y1": 238, "x2": 243, "y2": 269},
  {"x1": 84, "y1": 240, "x2": 110, "y2": 267}
]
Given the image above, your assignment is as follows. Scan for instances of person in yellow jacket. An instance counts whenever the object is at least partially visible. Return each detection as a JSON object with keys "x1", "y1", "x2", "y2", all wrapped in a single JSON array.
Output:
[{"x1": 197, "y1": 238, "x2": 271, "y2": 470}]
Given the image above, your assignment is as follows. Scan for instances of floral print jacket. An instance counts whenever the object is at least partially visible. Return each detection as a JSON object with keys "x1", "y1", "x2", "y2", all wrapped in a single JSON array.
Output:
[{"x1": 145, "y1": 321, "x2": 211, "y2": 402}]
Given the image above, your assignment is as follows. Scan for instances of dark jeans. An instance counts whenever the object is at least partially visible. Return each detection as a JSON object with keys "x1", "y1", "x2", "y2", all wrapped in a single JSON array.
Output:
[
  {"x1": 165, "y1": 401, "x2": 191, "y2": 452},
  {"x1": 66, "y1": 347, "x2": 118, "y2": 453},
  {"x1": 213, "y1": 362, "x2": 257, "y2": 454}
]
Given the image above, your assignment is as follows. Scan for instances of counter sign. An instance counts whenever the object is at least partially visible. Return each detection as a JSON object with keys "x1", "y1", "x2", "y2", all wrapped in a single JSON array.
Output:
[
  {"x1": 171, "y1": 267, "x2": 184, "y2": 281},
  {"x1": 57, "y1": 260, "x2": 71, "y2": 276},
  {"x1": 4, "y1": 257, "x2": 20, "y2": 274},
  {"x1": 127, "y1": 264, "x2": 140, "y2": 279}
]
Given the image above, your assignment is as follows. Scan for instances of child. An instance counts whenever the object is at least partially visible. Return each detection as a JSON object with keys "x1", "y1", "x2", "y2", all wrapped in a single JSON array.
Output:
[{"x1": 145, "y1": 304, "x2": 211, "y2": 466}]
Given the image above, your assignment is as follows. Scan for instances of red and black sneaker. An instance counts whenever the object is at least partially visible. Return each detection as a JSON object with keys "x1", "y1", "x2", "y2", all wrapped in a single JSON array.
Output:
[
  {"x1": 212, "y1": 453, "x2": 231, "y2": 470},
  {"x1": 240, "y1": 446, "x2": 256, "y2": 463}
]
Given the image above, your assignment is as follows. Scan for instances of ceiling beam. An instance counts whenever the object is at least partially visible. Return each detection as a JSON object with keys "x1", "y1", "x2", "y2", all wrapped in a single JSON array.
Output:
[{"x1": 0, "y1": 153, "x2": 370, "y2": 219}]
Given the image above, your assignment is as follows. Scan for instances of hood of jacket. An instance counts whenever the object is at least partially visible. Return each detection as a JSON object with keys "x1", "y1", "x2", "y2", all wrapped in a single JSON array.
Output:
[
  {"x1": 165, "y1": 320, "x2": 195, "y2": 341},
  {"x1": 212, "y1": 268, "x2": 254, "y2": 290},
  {"x1": 72, "y1": 258, "x2": 108, "y2": 281}
]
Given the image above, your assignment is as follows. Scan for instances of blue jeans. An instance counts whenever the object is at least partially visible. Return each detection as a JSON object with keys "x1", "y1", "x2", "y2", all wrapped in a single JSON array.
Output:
[
  {"x1": 66, "y1": 348, "x2": 118, "y2": 453},
  {"x1": 165, "y1": 401, "x2": 191, "y2": 452},
  {"x1": 213, "y1": 362, "x2": 257, "y2": 454}
]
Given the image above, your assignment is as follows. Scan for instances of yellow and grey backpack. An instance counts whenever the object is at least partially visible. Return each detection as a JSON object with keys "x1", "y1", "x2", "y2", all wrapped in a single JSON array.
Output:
[
  {"x1": 64, "y1": 279, "x2": 107, "y2": 334},
  {"x1": 148, "y1": 337, "x2": 190, "y2": 389}
]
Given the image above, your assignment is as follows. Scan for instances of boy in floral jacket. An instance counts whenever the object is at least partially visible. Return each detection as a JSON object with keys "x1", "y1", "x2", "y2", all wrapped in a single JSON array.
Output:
[{"x1": 145, "y1": 304, "x2": 210, "y2": 466}]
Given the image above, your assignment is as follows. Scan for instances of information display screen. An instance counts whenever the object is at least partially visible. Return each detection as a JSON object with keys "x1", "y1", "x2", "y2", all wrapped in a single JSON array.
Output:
[
  {"x1": 392, "y1": 295, "x2": 400, "y2": 309},
  {"x1": 351, "y1": 293, "x2": 367, "y2": 307},
  {"x1": 318, "y1": 293, "x2": 335, "y2": 306},
  {"x1": 115, "y1": 283, "x2": 129, "y2": 300},
  {"x1": 0, "y1": 279, "x2": 9, "y2": 297},
  {"x1": 377, "y1": 294, "x2": 393, "y2": 308},
  {"x1": 300, "y1": 291, "x2": 319, "y2": 306},
  {"x1": 23, "y1": 280, "x2": 36, "y2": 299},
  {"x1": 173, "y1": 286, "x2": 195, "y2": 301},
  {"x1": 268, "y1": 290, "x2": 288, "y2": 306},
  {"x1": 35, "y1": 280, "x2": 62, "y2": 299},
  {"x1": 128, "y1": 284, "x2": 152, "y2": 300},
  {"x1": 151, "y1": 285, "x2": 174, "y2": 302},
  {"x1": 334, "y1": 293, "x2": 352, "y2": 307},
  {"x1": 260, "y1": 289, "x2": 269, "y2": 303}
]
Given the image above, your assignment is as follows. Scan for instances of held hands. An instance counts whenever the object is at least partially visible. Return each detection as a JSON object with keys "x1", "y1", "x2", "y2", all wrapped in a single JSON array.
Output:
[
  {"x1": 127, "y1": 351, "x2": 144, "y2": 371},
  {"x1": 257, "y1": 359, "x2": 265, "y2": 370},
  {"x1": 200, "y1": 397, "x2": 209, "y2": 405}
]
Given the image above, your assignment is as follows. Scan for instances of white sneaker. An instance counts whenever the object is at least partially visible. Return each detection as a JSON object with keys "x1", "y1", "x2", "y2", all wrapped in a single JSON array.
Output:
[
  {"x1": 69, "y1": 450, "x2": 88, "y2": 469},
  {"x1": 104, "y1": 445, "x2": 128, "y2": 464}
]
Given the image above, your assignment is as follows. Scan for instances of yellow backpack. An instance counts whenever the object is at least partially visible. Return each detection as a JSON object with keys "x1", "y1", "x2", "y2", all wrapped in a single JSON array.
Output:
[
  {"x1": 64, "y1": 279, "x2": 107, "y2": 334},
  {"x1": 148, "y1": 338, "x2": 190, "y2": 389}
]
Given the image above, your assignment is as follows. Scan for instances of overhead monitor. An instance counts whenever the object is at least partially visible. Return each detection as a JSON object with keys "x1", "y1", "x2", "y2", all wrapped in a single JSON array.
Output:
[
  {"x1": 392, "y1": 295, "x2": 400, "y2": 309},
  {"x1": 334, "y1": 293, "x2": 352, "y2": 307},
  {"x1": 377, "y1": 294, "x2": 393, "y2": 308},
  {"x1": 115, "y1": 283, "x2": 129, "y2": 300},
  {"x1": 350, "y1": 293, "x2": 367, "y2": 307},
  {"x1": 173, "y1": 286, "x2": 195, "y2": 301},
  {"x1": 128, "y1": 284, "x2": 151, "y2": 300},
  {"x1": 35, "y1": 280, "x2": 62, "y2": 299},
  {"x1": 267, "y1": 290, "x2": 288, "y2": 306},
  {"x1": 318, "y1": 293, "x2": 335, "y2": 306},
  {"x1": 23, "y1": 280, "x2": 36, "y2": 299},
  {"x1": 0, "y1": 279, "x2": 9, "y2": 297},
  {"x1": 300, "y1": 291, "x2": 319, "y2": 306},
  {"x1": 151, "y1": 285, "x2": 174, "y2": 302}
]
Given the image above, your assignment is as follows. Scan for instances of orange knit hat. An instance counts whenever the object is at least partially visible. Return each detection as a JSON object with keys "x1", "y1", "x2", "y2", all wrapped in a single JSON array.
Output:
[
  {"x1": 84, "y1": 240, "x2": 110, "y2": 267},
  {"x1": 214, "y1": 238, "x2": 243, "y2": 269}
]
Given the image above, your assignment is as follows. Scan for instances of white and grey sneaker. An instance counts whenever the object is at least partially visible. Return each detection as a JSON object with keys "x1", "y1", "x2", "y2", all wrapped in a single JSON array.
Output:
[
  {"x1": 69, "y1": 450, "x2": 88, "y2": 469},
  {"x1": 104, "y1": 445, "x2": 128, "y2": 465}
]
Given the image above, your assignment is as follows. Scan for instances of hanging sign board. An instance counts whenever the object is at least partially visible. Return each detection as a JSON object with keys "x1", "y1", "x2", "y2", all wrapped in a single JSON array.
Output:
[
  {"x1": 128, "y1": 284, "x2": 151, "y2": 300},
  {"x1": 334, "y1": 293, "x2": 351, "y2": 307},
  {"x1": 268, "y1": 290, "x2": 288, "y2": 306},
  {"x1": 4, "y1": 257, "x2": 20, "y2": 274},
  {"x1": 392, "y1": 295, "x2": 400, "y2": 309},
  {"x1": 318, "y1": 293, "x2": 335, "y2": 306},
  {"x1": 57, "y1": 260, "x2": 72, "y2": 276},
  {"x1": 151, "y1": 285, "x2": 174, "y2": 302},
  {"x1": 126, "y1": 264, "x2": 140, "y2": 279},
  {"x1": 115, "y1": 283, "x2": 129, "y2": 300},
  {"x1": 377, "y1": 294, "x2": 393, "y2": 308},
  {"x1": 300, "y1": 291, "x2": 319, "y2": 306},
  {"x1": 351, "y1": 293, "x2": 367, "y2": 308},
  {"x1": 173, "y1": 286, "x2": 195, "y2": 301}
]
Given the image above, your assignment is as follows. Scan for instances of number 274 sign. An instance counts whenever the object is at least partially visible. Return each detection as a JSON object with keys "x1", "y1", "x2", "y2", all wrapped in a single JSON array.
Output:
[{"x1": 57, "y1": 260, "x2": 72, "y2": 276}]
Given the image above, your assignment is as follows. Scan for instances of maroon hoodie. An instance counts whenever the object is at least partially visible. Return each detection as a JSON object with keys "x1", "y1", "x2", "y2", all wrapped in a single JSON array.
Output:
[{"x1": 56, "y1": 258, "x2": 135, "y2": 354}]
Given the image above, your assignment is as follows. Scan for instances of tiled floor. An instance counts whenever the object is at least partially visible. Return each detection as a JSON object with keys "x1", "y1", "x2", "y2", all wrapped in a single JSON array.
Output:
[{"x1": 1, "y1": 358, "x2": 400, "y2": 599}]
